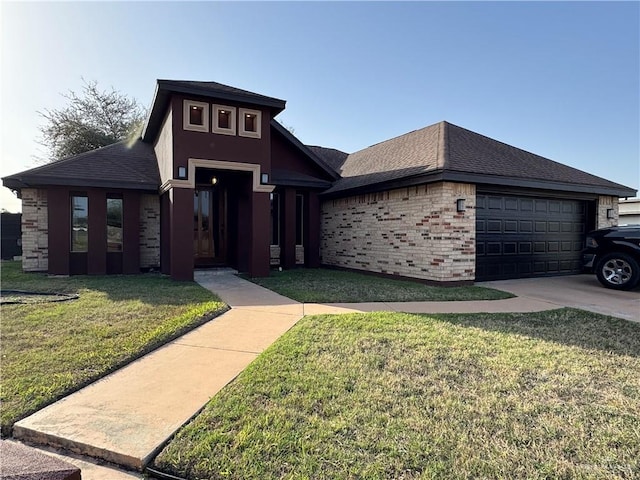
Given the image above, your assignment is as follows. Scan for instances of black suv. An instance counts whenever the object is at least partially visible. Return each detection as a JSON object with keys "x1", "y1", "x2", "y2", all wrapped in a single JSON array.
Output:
[{"x1": 583, "y1": 225, "x2": 640, "y2": 290}]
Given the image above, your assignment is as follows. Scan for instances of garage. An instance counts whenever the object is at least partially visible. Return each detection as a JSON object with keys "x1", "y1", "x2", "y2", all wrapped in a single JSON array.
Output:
[{"x1": 475, "y1": 193, "x2": 594, "y2": 281}]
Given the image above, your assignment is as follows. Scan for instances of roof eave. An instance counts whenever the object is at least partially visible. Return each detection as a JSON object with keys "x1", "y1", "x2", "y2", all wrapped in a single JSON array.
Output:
[
  {"x1": 2, "y1": 175, "x2": 159, "y2": 193},
  {"x1": 321, "y1": 170, "x2": 637, "y2": 199},
  {"x1": 445, "y1": 172, "x2": 637, "y2": 198},
  {"x1": 271, "y1": 177, "x2": 333, "y2": 189},
  {"x1": 141, "y1": 82, "x2": 164, "y2": 142},
  {"x1": 157, "y1": 80, "x2": 286, "y2": 112}
]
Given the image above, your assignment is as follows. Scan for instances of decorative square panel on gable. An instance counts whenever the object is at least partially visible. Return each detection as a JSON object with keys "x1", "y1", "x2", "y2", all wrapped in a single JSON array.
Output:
[
  {"x1": 212, "y1": 104, "x2": 237, "y2": 136},
  {"x1": 183, "y1": 100, "x2": 209, "y2": 133},
  {"x1": 239, "y1": 108, "x2": 261, "y2": 139}
]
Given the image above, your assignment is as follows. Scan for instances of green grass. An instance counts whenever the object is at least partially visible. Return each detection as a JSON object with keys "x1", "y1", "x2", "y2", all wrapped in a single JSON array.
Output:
[
  {"x1": 0, "y1": 261, "x2": 227, "y2": 435},
  {"x1": 244, "y1": 268, "x2": 513, "y2": 302},
  {"x1": 154, "y1": 309, "x2": 640, "y2": 480}
]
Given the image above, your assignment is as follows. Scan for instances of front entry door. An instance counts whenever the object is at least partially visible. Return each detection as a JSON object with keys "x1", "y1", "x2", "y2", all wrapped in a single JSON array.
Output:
[{"x1": 194, "y1": 186, "x2": 227, "y2": 265}]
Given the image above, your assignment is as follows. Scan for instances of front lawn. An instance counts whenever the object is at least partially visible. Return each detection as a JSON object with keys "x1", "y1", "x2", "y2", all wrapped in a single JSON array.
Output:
[
  {"x1": 154, "y1": 309, "x2": 640, "y2": 480},
  {"x1": 0, "y1": 261, "x2": 226, "y2": 435},
  {"x1": 244, "y1": 268, "x2": 513, "y2": 302}
]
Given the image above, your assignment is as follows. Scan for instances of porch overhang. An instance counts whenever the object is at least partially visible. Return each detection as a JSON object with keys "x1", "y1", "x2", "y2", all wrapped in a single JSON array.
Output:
[{"x1": 159, "y1": 158, "x2": 275, "y2": 194}]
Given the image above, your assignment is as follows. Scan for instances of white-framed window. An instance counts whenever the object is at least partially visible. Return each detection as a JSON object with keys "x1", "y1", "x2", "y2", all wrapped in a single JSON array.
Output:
[
  {"x1": 239, "y1": 108, "x2": 262, "y2": 139},
  {"x1": 183, "y1": 100, "x2": 209, "y2": 132},
  {"x1": 212, "y1": 104, "x2": 237, "y2": 136}
]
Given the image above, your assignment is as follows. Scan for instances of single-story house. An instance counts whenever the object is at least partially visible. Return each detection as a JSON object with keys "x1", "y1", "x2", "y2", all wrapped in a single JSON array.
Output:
[{"x1": 3, "y1": 80, "x2": 636, "y2": 283}]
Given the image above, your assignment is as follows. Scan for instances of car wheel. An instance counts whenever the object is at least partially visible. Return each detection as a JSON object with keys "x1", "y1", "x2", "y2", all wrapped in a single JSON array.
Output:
[{"x1": 595, "y1": 253, "x2": 640, "y2": 291}]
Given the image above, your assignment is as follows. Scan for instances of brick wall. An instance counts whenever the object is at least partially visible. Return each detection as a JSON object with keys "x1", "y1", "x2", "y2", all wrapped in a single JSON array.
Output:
[
  {"x1": 596, "y1": 195, "x2": 619, "y2": 229},
  {"x1": 321, "y1": 182, "x2": 476, "y2": 282},
  {"x1": 21, "y1": 188, "x2": 48, "y2": 271},
  {"x1": 139, "y1": 194, "x2": 160, "y2": 269},
  {"x1": 270, "y1": 245, "x2": 280, "y2": 265}
]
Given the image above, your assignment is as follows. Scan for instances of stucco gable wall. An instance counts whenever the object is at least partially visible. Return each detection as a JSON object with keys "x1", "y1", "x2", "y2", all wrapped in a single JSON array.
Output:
[
  {"x1": 154, "y1": 108, "x2": 173, "y2": 185},
  {"x1": 321, "y1": 182, "x2": 476, "y2": 282}
]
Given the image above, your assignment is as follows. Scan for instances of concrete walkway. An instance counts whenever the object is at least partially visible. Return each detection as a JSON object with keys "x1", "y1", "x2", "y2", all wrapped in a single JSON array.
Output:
[
  {"x1": 12, "y1": 271, "x2": 561, "y2": 477},
  {"x1": 480, "y1": 274, "x2": 640, "y2": 323},
  {"x1": 13, "y1": 272, "x2": 304, "y2": 473}
]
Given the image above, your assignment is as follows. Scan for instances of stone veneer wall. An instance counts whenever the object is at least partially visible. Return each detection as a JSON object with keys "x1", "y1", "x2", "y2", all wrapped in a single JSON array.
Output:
[
  {"x1": 596, "y1": 195, "x2": 619, "y2": 229},
  {"x1": 21, "y1": 188, "x2": 48, "y2": 271},
  {"x1": 321, "y1": 182, "x2": 476, "y2": 282},
  {"x1": 139, "y1": 194, "x2": 160, "y2": 269}
]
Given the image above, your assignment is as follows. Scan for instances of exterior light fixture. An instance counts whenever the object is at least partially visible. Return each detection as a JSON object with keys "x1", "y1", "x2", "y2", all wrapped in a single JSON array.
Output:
[
  {"x1": 456, "y1": 198, "x2": 466, "y2": 212},
  {"x1": 177, "y1": 166, "x2": 187, "y2": 179},
  {"x1": 606, "y1": 208, "x2": 614, "y2": 219},
  {"x1": 261, "y1": 173, "x2": 269, "y2": 184},
  {"x1": 211, "y1": 176, "x2": 218, "y2": 186}
]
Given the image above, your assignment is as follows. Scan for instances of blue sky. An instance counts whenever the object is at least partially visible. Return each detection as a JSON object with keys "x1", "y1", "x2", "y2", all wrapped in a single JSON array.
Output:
[{"x1": 1, "y1": 1, "x2": 638, "y2": 212}]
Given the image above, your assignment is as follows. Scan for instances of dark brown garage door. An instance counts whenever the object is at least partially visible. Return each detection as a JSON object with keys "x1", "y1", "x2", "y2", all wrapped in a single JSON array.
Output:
[{"x1": 476, "y1": 194, "x2": 587, "y2": 281}]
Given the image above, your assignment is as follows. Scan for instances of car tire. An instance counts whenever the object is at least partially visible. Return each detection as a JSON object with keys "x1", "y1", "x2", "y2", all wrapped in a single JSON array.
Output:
[{"x1": 595, "y1": 252, "x2": 640, "y2": 291}]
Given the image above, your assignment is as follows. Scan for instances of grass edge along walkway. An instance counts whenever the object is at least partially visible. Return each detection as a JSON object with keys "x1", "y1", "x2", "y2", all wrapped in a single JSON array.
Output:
[
  {"x1": 154, "y1": 308, "x2": 640, "y2": 480},
  {"x1": 1, "y1": 261, "x2": 227, "y2": 435},
  {"x1": 243, "y1": 268, "x2": 514, "y2": 303}
]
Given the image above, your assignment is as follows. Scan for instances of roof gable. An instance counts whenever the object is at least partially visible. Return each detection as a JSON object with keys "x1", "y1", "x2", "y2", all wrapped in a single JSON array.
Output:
[
  {"x1": 142, "y1": 79, "x2": 286, "y2": 143},
  {"x1": 271, "y1": 121, "x2": 340, "y2": 180},
  {"x1": 2, "y1": 140, "x2": 160, "y2": 192}
]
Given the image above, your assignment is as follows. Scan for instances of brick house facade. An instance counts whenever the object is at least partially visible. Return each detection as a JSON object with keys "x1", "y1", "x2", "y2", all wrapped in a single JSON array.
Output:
[{"x1": 3, "y1": 80, "x2": 636, "y2": 283}]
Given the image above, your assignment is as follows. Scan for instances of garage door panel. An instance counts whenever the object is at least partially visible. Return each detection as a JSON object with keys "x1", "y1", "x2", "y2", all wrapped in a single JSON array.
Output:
[
  {"x1": 505, "y1": 198, "x2": 518, "y2": 210},
  {"x1": 476, "y1": 193, "x2": 587, "y2": 281},
  {"x1": 520, "y1": 220, "x2": 533, "y2": 232},
  {"x1": 535, "y1": 201, "x2": 548, "y2": 212},
  {"x1": 520, "y1": 199, "x2": 534, "y2": 211},
  {"x1": 504, "y1": 220, "x2": 518, "y2": 232},
  {"x1": 487, "y1": 220, "x2": 502, "y2": 232},
  {"x1": 534, "y1": 242, "x2": 546, "y2": 253},
  {"x1": 488, "y1": 197, "x2": 503, "y2": 209},
  {"x1": 503, "y1": 242, "x2": 517, "y2": 254}
]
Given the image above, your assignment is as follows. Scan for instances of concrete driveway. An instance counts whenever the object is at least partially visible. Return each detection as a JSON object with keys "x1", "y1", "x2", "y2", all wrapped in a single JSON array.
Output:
[{"x1": 480, "y1": 274, "x2": 639, "y2": 322}]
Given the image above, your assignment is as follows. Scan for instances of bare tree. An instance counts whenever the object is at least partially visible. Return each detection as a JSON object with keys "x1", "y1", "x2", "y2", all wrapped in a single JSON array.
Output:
[{"x1": 39, "y1": 79, "x2": 146, "y2": 161}]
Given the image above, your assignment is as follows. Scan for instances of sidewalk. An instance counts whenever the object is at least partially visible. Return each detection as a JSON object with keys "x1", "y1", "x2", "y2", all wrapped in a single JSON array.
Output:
[
  {"x1": 13, "y1": 272, "x2": 304, "y2": 473},
  {"x1": 12, "y1": 271, "x2": 558, "y2": 477}
]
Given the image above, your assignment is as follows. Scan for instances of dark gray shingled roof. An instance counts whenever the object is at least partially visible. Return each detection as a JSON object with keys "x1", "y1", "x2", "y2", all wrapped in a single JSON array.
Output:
[
  {"x1": 2, "y1": 140, "x2": 160, "y2": 192},
  {"x1": 157, "y1": 80, "x2": 287, "y2": 109},
  {"x1": 323, "y1": 121, "x2": 636, "y2": 198},
  {"x1": 306, "y1": 146, "x2": 350, "y2": 176},
  {"x1": 142, "y1": 80, "x2": 286, "y2": 142},
  {"x1": 271, "y1": 169, "x2": 333, "y2": 189}
]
